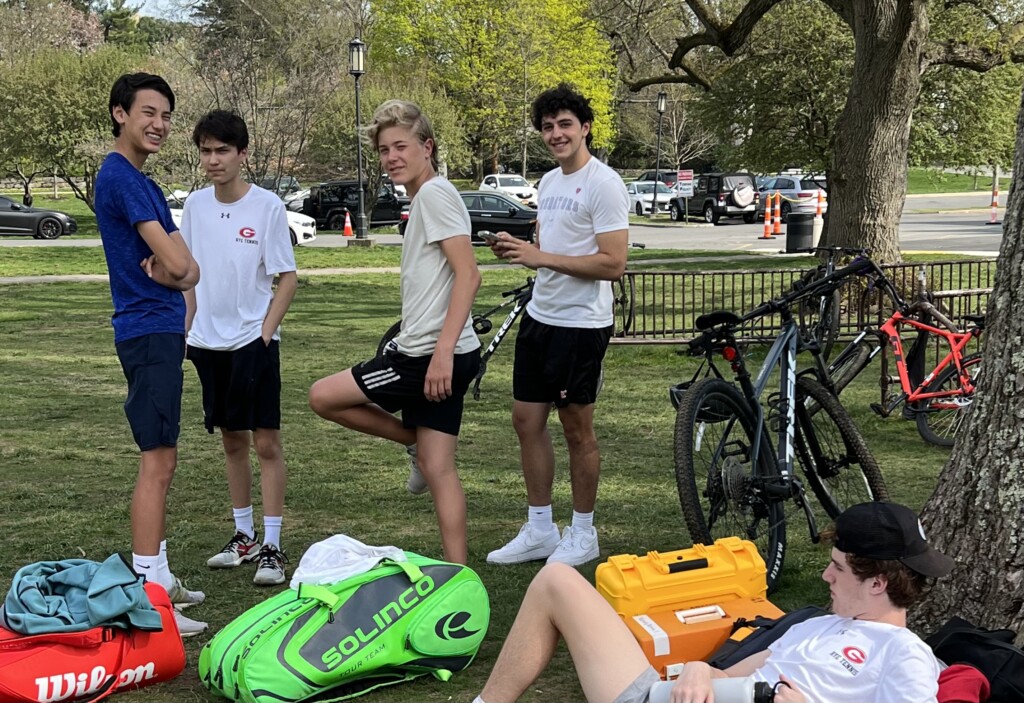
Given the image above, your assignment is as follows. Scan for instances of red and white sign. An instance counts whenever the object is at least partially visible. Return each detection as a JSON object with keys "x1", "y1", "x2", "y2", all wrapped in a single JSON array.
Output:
[{"x1": 677, "y1": 169, "x2": 694, "y2": 198}]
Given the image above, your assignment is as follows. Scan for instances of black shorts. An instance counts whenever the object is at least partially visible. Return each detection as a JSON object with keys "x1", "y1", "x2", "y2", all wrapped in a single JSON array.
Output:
[
  {"x1": 187, "y1": 337, "x2": 281, "y2": 433},
  {"x1": 513, "y1": 312, "x2": 612, "y2": 407},
  {"x1": 352, "y1": 348, "x2": 481, "y2": 436},
  {"x1": 115, "y1": 332, "x2": 184, "y2": 451}
]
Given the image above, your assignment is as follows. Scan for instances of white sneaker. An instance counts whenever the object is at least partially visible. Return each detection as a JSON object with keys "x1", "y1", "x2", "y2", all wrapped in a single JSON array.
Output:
[
  {"x1": 486, "y1": 523, "x2": 561, "y2": 565},
  {"x1": 406, "y1": 446, "x2": 428, "y2": 495},
  {"x1": 173, "y1": 609, "x2": 208, "y2": 638},
  {"x1": 166, "y1": 576, "x2": 206, "y2": 609},
  {"x1": 253, "y1": 544, "x2": 288, "y2": 586},
  {"x1": 546, "y1": 526, "x2": 600, "y2": 567}
]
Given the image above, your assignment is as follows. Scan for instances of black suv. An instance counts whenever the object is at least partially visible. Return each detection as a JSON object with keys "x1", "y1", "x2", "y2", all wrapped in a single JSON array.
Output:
[
  {"x1": 668, "y1": 172, "x2": 759, "y2": 225},
  {"x1": 302, "y1": 180, "x2": 409, "y2": 230}
]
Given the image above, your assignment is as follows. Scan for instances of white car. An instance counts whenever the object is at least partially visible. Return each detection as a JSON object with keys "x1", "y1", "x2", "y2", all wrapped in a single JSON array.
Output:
[
  {"x1": 479, "y1": 174, "x2": 538, "y2": 207},
  {"x1": 755, "y1": 174, "x2": 828, "y2": 222},
  {"x1": 626, "y1": 180, "x2": 675, "y2": 216},
  {"x1": 168, "y1": 191, "x2": 317, "y2": 246}
]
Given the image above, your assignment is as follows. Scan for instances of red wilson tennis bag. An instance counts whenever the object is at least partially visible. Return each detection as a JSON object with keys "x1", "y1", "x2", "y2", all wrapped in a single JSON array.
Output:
[{"x1": 0, "y1": 582, "x2": 185, "y2": 702}]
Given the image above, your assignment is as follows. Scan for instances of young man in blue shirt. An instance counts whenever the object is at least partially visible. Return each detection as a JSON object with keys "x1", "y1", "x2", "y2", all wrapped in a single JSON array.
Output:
[{"x1": 94, "y1": 72, "x2": 205, "y2": 636}]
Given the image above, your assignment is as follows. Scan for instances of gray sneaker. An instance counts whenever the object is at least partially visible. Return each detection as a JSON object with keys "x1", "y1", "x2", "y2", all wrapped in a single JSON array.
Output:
[
  {"x1": 253, "y1": 544, "x2": 288, "y2": 586},
  {"x1": 486, "y1": 523, "x2": 561, "y2": 565},
  {"x1": 206, "y1": 531, "x2": 261, "y2": 568},
  {"x1": 406, "y1": 445, "x2": 428, "y2": 495},
  {"x1": 546, "y1": 526, "x2": 600, "y2": 567},
  {"x1": 166, "y1": 576, "x2": 206, "y2": 609},
  {"x1": 173, "y1": 609, "x2": 208, "y2": 638}
]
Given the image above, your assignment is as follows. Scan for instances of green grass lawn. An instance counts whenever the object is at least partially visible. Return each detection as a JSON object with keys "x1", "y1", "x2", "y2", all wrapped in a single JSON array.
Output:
[
  {"x1": 905, "y1": 167, "x2": 1010, "y2": 194},
  {"x1": 0, "y1": 268, "x2": 950, "y2": 702}
]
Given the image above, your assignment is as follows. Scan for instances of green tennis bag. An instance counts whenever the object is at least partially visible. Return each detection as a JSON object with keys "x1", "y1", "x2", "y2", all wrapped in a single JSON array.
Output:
[{"x1": 199, "y1": 553, "x2": 490, "y2": 702}]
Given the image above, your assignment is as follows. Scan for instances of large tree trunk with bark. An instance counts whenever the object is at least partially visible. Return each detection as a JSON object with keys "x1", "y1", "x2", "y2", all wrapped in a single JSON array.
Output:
[
  {"x1": 825, "y1": 0, "x2": 929, "y2": 263},
  {"x1": 909, "y1": 82, "x2": 1024, "y2": 642}
]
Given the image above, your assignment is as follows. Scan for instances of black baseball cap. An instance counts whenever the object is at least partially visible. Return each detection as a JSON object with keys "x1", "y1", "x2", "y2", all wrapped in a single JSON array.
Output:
[{"x1": 834, "y1": 502, "x2": 955, "y2": 578}]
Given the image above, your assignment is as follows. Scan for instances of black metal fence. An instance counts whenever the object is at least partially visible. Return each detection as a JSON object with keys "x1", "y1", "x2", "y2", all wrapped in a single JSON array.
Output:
[{"x1": 612, "y1": 258, "x2": 996, "y2": 345}]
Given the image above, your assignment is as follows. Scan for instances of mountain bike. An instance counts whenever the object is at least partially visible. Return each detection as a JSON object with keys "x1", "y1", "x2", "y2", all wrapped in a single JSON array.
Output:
[
  {"x1": 671, "y1": 260, "x2": 888, "y2": 591},
  {"x1": 823, "y1": 265, "x2": 984, "y2": 447},
  {"x1": 791, "y1": 246, "x2": 870, "y2": 361}
]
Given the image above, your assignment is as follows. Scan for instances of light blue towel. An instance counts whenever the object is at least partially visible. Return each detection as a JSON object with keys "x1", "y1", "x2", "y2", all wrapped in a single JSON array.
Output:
[{"x1": 1, "y1": 553, "x2": 162, "y2": 634}]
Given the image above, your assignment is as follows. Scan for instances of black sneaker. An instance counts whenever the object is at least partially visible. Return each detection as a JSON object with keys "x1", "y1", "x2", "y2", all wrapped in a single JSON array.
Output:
[{"x1": 253, "y1": 544, "x2": 287, "y2": 586}]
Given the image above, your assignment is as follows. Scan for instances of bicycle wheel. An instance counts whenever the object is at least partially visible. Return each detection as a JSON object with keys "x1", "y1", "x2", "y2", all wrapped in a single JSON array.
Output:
[
  {"x1": 828, "y1": 336, "x2": 874, "y2": 395},
  {"x1": 794, "y1": 377, "x2": 888, "y2": 519},
  {"x1": 673, "y1": 378, "x2": 786, "y2": 592},
  {"x1": 613, "y1": 275, "x2": 636, "y2": 336},
  {"x1": 915, "y1": 352, "x2": 982, "y2": 447},
  {"x1": 376, "y1": 320, "x2": 402, "y2": 357},
  {"x1": 798, "y1": 271, "x2": 841, "y2": 361}
]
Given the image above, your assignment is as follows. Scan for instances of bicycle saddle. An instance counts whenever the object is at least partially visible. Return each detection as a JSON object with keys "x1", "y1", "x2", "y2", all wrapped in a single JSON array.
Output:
[
  {"x1": 695, "y1": 310, "x2": 742, "y2": 330},
  {"x1": 963, "y1": 313, "x2": 986, "y2": 329}
]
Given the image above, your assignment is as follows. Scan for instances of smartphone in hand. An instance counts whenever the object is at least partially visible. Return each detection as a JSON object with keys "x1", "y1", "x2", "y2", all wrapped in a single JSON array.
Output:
[{"x1": 479, "y1": 231, "x2": 500, "y2": 245}]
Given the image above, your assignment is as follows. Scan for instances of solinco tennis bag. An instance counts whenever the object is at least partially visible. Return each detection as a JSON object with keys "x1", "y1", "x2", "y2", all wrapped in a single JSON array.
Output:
[
  {"x1": 199, "y1": 552, "x2": 489, "y2": 702},
  {"x1": 0, "y1": 582, "x2": 185, "y2": 702}
]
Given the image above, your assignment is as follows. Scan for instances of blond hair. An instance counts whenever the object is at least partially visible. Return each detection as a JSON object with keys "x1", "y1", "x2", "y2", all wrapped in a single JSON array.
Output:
[{"x1": 365, "y1": 100, "x2": 438, "y2": 172}]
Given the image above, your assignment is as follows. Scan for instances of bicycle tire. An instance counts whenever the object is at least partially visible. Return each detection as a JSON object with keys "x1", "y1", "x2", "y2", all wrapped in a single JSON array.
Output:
[
  {"x1": 794, "y1": 377, "x2": 888, "y2": 519},
  {"x1": 376, "y1": 320, "x2": 402, "y2": 358},
  {"x1": 614, "y1": 275, "x2": 636, "y2": 336},
  {"x1": 673, "y1": 378, "x2": 786, "y2": 592},
  {"x1": 915, "y1": 352, "x2": 982, "y2": 447},
  {"x1": 828, "y1": 337, "x2": 874, "y2": 395},
  {"x1": 797, "y1": 270, "x2": 841, "y2": 361}
]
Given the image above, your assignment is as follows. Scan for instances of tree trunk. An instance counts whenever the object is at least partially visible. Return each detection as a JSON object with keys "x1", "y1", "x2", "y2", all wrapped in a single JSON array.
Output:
[
  {"x1": 825, "y1": 0, "x2": 929, "y2": 263},
  {"x1": 909, "y1": 81, "x2": 1024, "y2": 643}
]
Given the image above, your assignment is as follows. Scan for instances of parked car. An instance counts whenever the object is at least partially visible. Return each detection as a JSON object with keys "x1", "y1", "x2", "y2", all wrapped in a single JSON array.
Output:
[
  {"x1": 0, "y1": 195, "x2": 77, "y2": 239},
  {"x1": 626, "y1": 180, "x2": 675, "y2": 216},
  {"x1": 638, "y1": 169, "x2": 679, "y2": 190},
  {"x1": 668, "y1": 172, "x2": 759, "y2": 225},
  {"x1": 167, "y1": 191, "x2": 317, "y2": 246},
  {"x1": 479, "y1": 174, "x2": 538, "y2": 207},
  {"x1": 259, "y1": 175, "x2": 301, "y2": 196},
  {"x1": 283, "y1": 188, "x2": 309, "y2": 212},
  {"x1": 301, "y1": 180, "x2": 409, "y2": 230},
  {"x1": 755, "y1": 174, "x2": 828, "y2": 222},
  {"x1": 459, "y1": 190, "x2": 537, "y2": 242}
]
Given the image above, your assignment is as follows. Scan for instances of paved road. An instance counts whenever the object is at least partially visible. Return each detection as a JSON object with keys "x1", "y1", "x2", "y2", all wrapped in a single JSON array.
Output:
[{"x1": 0, "y1": 193, "x2": 1004, "y2": 254}]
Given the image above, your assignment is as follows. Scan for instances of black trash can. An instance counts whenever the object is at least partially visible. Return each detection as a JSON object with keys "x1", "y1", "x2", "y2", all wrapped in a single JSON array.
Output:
[{"x1": 786, "y1": 213, "x2": 814, "y2": 252}]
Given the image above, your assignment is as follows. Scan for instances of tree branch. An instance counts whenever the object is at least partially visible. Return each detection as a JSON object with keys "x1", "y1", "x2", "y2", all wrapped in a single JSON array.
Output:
[
  {"x1": 630, "y1": 72, "x2": 712, "y2": 92},
  {"x1": 944, "y1": 0, "x2": 1002, "y2": 27},
  {"x1": 670, "y1": 0, "x2": 786, "y2": 67},
  {"x1": 923, "y1": 40, "x2": 1019, "y2": 71}
]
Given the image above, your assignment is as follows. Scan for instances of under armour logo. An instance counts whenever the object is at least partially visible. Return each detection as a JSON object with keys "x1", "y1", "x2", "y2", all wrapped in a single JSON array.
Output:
[
  {"x1": 560, "y1": 390, "x2": 568, "y2": 399},
  {"x1": 220, "y1": 212, "x2": 230, "y2": 219}
]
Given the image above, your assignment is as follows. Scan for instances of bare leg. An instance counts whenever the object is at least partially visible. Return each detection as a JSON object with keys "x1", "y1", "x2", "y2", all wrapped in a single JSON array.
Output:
[
  {"x1": 511, "y1": 401, "x2": 555, "y2": 505},
  {"x1": 309, "y1": 369, "x2": 416, "y2": 446},
  {"x1": 131, "y1": 446, "x2": 176, "y2": 555},
  {"x1": 480, "y1": 563, "x2": 651, "y2": 703},
  {"x1": 252, "y1": 429, "x2": 285, "y2": 517},
  {"x1": 220, "y1": 430, "x2": 253, "y2": 510},
  {"x1": 416, "y1": 427, "x2": 466, "y2": 564},
  {"x1": 557, "y1": 403, "x2": 600, "y2": 513}
]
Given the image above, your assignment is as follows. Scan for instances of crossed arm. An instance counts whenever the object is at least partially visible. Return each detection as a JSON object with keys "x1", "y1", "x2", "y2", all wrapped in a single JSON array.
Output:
[{"x1": 137, "y1": 220, "x2": 200, "y2": 291}]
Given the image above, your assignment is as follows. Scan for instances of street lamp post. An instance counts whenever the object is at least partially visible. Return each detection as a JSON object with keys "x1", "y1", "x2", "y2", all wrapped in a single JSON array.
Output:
[
  {"x1": 651, "y1": 91, "x2": 667, "y2": 220},
  {"x1": 349, "y1": 38, "x2": 368, "y2": 241}
]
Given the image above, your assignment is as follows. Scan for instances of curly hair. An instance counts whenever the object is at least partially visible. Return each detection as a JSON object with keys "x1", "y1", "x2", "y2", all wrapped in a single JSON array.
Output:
[
  {"x1": 365, "y1": 100, "x2": 438, "y2": 172},
  {"x1": 821, "y1": 528, "x2": 928, "y2": 609},
  {"x1": 531, "y1": 84, "x2": 594, "y2": 147}
]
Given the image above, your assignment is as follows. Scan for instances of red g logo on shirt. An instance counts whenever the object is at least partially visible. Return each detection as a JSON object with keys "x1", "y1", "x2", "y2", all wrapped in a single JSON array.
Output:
[
  {"x1": 239, "y1": 227, "x2": 256, "y2": 238},
  {"x1": 843, "y1": 647, "x2": 867, "y2": 664}
]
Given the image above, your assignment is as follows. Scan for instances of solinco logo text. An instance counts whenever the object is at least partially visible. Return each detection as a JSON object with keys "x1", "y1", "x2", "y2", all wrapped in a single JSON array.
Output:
[
  {"x1": 236, "y1": 227, "x2": 258, "y2": 245},
  {"x1": 35, "y1": 662, "x2": 156, "y2": 702},
  {"x1": 321, "y1": 575, "x2": 436, "y2": 670}
]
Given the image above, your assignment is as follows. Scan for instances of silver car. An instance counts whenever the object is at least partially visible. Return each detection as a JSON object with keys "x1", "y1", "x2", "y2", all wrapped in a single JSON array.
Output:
[{"x1": 756, "y1": 174, "x2": 828, "y2": 222}]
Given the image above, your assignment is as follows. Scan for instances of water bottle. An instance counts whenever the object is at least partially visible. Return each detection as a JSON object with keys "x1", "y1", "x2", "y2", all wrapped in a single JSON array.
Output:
[{"x1": 648, "y1": 674, "x2": 775, "y2": 703}]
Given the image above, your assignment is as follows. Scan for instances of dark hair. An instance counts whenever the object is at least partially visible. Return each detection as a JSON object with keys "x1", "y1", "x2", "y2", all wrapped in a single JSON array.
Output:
[
  {"x1": 821, "y1": 529, "x2": 927, "y2": 608},
  {"x1": 531, "y1": 83, "x2": 594, "y2": 147},
  {"x1": 192, "y1": 110, "x2": 249, "y2": 152},
  {"x1": 108, "y1": 73, "x2": 175, "y2": 138}
]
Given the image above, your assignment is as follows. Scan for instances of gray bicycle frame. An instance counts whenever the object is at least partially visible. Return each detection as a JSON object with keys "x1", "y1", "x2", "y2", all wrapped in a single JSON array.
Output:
[{"x1": 748, "y1": 318, "x2": 800, "y2": 481}]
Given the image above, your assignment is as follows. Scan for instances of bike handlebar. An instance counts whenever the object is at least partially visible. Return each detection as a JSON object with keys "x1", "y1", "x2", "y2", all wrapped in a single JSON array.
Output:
[{"x1": 502, "y1": 277, "x2": 534, "y2": 298}]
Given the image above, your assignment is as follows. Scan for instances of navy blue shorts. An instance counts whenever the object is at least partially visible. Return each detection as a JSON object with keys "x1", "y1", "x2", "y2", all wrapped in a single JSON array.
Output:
[
  {"x1": 187, "y1": 337, "x2": 281, "y2": 433},
  {"x1": 115, "y1": 332, "x2": 185, "y2": 451},
  {"x1": 513, "y1": 312, "x2": 612, "y2": 407},
  {"x1": 352, "y1": 347, "x2": 481, "y2": 436}
]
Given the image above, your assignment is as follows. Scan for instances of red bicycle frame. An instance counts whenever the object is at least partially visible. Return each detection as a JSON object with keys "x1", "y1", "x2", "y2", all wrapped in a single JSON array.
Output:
[{"x1": 878, "y1": 311, "x2": 982, "y2": 412}]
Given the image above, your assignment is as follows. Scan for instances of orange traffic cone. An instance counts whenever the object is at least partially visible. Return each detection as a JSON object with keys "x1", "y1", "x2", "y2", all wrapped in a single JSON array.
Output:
[
  {"x1": 343, "y1": 211, "x2": 354, "y2": 237},
  {"x1": 986, "y1": 183, "x2": 1001, "y2": 226},
  {"x1": 815, "y1": 189, "x2": 825, "y2": 220},
  {"x1": 760, "y1": 194, "x2": 775, "y2": 239},
  {"x1": 772, "y1": 193, "x2": 782, "y2": 235}
]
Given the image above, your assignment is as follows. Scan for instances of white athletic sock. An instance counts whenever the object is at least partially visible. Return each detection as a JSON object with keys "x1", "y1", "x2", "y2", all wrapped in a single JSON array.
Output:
[
  {"x1": 263, "y1": 516, "x2": 282, "y2": 548},
  {"x1": 132, "y1": 553, "x2": 160, "y2": 582},
  {"x1": 158, "y1": 540, "x2": 168, "y2": 572},
  {"x1": 571, "y1": 510, "x2": 594, "y2": 530},
  {"x1": 472, "y1": 697, "x2": 488, "y2": 703},
  {"x1": 233, "y1": 506, "x2": 256, "y2": 539},
  {"x1": 527, "y1": 505, "x2": 553, "y2": 531}
]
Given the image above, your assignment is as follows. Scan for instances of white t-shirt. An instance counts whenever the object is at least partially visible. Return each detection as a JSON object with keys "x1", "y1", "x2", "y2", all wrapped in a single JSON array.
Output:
[
  {"x1": 527, "y1": 157, "x2": 629, "y2": 328},
  {"x1": 394, "y1": 178, "x2": 480, "y2": 357},
  {"x1": 753, "y1": 615, "x2": 941, "y2": 703},
  {"x1": 180, "y1": 185, "x2": 296, "y2": 351}
]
